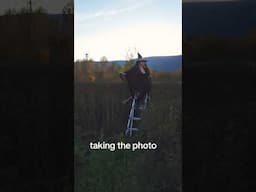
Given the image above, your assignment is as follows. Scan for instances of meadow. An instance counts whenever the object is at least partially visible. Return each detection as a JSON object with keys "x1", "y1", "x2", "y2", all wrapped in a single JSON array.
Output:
[{"x1": 75, "y1": 79, "x2": 182, "y2": 192}]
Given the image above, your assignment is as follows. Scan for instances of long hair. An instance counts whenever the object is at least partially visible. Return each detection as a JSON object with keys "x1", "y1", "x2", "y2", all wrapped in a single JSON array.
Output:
[{"x1": 144, "y1": 63, "x2": 151, "y2": 78}]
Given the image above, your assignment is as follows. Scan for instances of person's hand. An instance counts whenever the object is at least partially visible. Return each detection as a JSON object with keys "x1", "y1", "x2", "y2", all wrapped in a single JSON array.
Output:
[
  {"x1": 119, "y1": 72, "x2": 126, "y2": 81},
  {"x1": 134, "y1": 92, "x2": 141, "y2": 99},
  {"x1": 122, "y1": 96, "x2": 132, "y2": 104}
]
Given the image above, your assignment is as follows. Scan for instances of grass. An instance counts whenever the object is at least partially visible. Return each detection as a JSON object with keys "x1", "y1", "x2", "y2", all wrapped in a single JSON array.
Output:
[{"x1": 75, "y1": 80, "x2": 181, "y2": 192}]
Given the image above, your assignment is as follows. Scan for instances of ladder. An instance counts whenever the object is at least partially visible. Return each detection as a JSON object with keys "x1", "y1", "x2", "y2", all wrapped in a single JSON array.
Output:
[{"x1": 125, "y1": 93, "x2": 149, "y2": 136}]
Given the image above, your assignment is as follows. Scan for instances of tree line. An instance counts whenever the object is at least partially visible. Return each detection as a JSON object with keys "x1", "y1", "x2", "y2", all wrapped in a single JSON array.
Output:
[
  {"x1": 74, "y1": 56, "x2": 181, "y2": 83},
  {"x1": 3, "y1": 1, "x2": 73, "y2": 15}
]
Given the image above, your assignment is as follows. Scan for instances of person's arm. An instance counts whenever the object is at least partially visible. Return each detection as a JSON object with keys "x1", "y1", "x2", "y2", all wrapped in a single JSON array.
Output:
[
  {"x1": 145, "y1": 65, "x2": 152, "y2": 92},
  {"x1": 145, "y1": 66, "x2": 152, "y2": 102}
]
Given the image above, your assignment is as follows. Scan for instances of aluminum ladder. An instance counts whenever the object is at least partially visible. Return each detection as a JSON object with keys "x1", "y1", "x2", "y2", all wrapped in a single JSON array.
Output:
[{"x1": 125, "y1": 93, "x2": 149, "y2": 136}]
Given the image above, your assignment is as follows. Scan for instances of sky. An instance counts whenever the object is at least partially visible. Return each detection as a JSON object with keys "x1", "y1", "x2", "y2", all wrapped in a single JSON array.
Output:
[{"x1": 75, "y1": 0, "x2": 182, "y2": 61}]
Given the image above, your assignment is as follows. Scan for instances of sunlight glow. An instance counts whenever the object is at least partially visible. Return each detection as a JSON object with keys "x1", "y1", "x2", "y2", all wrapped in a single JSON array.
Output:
[{"x1": 75, "y1": 22, "x2": 181, "y2": 61}]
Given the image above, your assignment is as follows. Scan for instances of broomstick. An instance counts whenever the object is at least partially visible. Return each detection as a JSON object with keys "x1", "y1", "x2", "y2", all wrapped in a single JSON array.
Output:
[{"x1": 122, "y1": 96, "x2": 132, "y2": 104}]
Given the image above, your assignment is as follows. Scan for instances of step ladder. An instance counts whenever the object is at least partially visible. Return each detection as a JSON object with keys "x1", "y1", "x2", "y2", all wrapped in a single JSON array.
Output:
[{"x1": 125, "y1": 93, "x2": 149, "y2": 136}]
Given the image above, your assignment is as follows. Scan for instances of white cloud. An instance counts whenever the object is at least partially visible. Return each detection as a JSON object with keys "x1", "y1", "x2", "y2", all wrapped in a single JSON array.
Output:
[
  {"x1": 77, "y1": 4, "x2": 141, "y2": 21},
  {"x1": 75, "y1": 0, "x2": 154, "y2": 23}
]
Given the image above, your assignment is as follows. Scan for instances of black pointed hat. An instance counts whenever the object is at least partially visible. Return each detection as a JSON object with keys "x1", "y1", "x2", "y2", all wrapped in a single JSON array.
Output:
[{"x1": 136, "y1": 52, "x2": 147, "y2": 63}]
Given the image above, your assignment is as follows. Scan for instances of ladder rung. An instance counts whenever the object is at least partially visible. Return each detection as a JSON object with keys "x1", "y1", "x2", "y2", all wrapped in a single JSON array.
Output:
[
  {"x1": 126, "y1": 128, "x2": 139, "y2": 132},
  {"x1": 133, "y1": 117, "x2": 141, "y2": 120},
  {"x1": 136, "y1": 106, "x2": 144, "y2": 110},
  {"x1": 125, "y1": 128, "x2": 139, "y2": 135}
]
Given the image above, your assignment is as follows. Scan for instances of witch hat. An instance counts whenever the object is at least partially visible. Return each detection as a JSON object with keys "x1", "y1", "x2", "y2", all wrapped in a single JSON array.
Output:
[{"x1": 136, "y1": 52, "x2": 147, "y2": 63}]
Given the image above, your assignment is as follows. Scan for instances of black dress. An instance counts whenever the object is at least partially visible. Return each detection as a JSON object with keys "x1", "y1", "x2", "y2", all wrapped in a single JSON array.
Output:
[{"x1": 124, "y1": 64, "x2": 151, "y2": 100}]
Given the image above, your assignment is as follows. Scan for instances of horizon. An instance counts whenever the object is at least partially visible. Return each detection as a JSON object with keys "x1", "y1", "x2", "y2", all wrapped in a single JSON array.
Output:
[
  {"x1": 75, "y1": 54, "x2": 182, "y2": 62},
  {"x1": 75, "y1": 0, "x2": 182, "y2": 61}
]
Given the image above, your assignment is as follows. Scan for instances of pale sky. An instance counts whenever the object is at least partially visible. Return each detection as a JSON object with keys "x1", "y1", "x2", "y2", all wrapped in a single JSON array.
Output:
[{"x1": 75, "y1": 0, "x2": 182, "y2": 61}]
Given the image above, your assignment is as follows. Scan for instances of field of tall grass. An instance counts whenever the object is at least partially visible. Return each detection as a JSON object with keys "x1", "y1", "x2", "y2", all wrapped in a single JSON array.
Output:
[{"x1": 75, "y1": 80, "x2": 181, "y2": 192}]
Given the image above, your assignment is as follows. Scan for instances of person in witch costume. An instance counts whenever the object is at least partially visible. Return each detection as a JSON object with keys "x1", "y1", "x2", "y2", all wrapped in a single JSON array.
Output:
[{"x1": 120, "y1": 53, "x2": 152, "y2": 103}]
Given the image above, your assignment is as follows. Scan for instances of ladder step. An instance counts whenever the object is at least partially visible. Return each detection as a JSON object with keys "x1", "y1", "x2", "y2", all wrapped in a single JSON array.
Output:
[
  {"x1": 128, "y1": 117, "x2": 141, "y2": 120},
  {"x1": 125, "y1": 128, "x2": 139, "y2": 133},
  {"x1": 129, "y1": 128, "x2": 139, "y2": 131},
  {"x1": 136, "y1": 106, "x2": 145, "y2": 110}
]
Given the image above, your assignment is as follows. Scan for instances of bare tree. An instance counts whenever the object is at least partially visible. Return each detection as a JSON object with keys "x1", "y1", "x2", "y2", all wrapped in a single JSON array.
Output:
[
  {"x1": 63, "y1": 1, "x2": 74, "y2": 14},
  {"x1": 34, "y1": 6, "x2": 47, "y2": 14},
  {"x1": 4, "y1": 8, "x2": 17, "y2": 15},
  {"x1": 123, "y1": 47, "x2": 137, "y2": 71}
]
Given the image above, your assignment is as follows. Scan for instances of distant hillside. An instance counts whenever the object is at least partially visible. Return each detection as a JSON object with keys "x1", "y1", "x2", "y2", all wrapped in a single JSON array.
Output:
[
  {"x1": 109, "y1": 55, "x2": 182, "y2": 72},
  {"x1": 145, "y1": 55, "x2": 181, "y2": 71},
  {"x1": 183, "y1": 1, "x2": 256, "y2": 38}
]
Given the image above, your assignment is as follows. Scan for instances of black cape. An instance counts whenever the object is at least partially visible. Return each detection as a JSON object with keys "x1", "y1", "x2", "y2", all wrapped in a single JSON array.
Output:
[{"x1": 124, "y1": 63, "x2": 152, "y2": 100}]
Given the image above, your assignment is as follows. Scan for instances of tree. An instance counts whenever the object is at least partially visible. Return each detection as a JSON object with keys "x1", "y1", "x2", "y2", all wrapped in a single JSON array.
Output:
[
  {"x1": 4, "y1": 8, "x2": 17, "y2": 15},
  {"x1": 34, "y1": 6, "x2": 47, "y2": 14},
  {"x1": 62, "y1": 1, "x2": 74, "y2": 14},
  {"x1": 123, "y1": 48, "x2": 136, "y2": 71},
  {"x1": 19, "y1": 7, "x2": 30, "y2": 14},
  {"x1": 100, "y1": 56, "x2": 108, "y2": 70},
  {"x1": 85, "y1": 59, "x2": 95, "y2": 82},
  {"x1": 98, "y1": 56, "x2": 109, "y2": 80}
]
